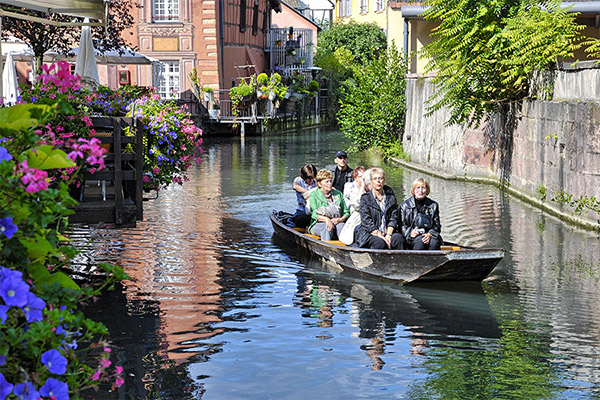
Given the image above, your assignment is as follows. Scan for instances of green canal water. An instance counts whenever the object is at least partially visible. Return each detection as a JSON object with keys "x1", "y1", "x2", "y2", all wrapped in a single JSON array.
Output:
[{"x1": 73, "y1": 128, "x2": 600, "y2": 399}]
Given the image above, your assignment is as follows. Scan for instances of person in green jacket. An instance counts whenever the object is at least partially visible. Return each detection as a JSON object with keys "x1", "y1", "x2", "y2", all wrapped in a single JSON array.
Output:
[{"x1": 308, "y1": 169, "x2": 350, "y2": 241}]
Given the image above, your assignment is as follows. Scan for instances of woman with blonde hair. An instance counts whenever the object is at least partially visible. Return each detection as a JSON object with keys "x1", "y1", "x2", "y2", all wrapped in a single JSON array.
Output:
[
  {"x1": 400, "y1": 177, "x2": 441, "y2": 250},
  {"x1": 355, "y1": 168, "x2": 404, "y2": 249},
  {"x1": 308, "y1": 169, "x2": 350, "y2": 241}
]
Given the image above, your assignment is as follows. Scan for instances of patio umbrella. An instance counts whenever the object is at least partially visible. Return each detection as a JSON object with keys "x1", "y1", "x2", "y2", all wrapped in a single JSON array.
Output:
[
  {"x1": 2, "y1": 52, "x2": 19, "y2": 104},
  {"x1": 74, "y1": 20, "x2": 99, "y2": 87}
]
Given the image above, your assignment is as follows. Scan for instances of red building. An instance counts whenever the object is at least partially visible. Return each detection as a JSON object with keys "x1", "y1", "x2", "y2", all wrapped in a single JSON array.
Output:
[{"x1": 129, "y1": 0, "x2": 283, "y2": 100}]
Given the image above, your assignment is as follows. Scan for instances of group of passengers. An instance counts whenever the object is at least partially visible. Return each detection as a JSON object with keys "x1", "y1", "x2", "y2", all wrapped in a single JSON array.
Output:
[{"x1": 289, "y1": 150, "x2": 441, "y2": 251}]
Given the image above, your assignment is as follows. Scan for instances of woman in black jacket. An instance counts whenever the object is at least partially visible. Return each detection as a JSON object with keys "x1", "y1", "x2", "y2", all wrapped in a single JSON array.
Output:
[
  {"x1": 400, "y1": 178, "x2": 441, "y2": 250},
  {"x1": 355, "y1": 168, "x2": 405, "y2": 249}
]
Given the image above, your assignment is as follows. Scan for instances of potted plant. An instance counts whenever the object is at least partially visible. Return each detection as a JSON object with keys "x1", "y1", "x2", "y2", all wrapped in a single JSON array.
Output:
[
  {"x1": 308, "y1": 80, "x2": 319, "y2": 95},
  {"x1": 203, "y1": 87, "x2": 214, "y2": 102},
  {"x1": 209, "y1": 103, "x2": 220, "y2": 119}
]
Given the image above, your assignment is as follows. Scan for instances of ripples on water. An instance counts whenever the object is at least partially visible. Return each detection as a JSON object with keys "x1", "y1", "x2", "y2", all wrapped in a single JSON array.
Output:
[{"x1": 72, "y1": 129, "x2": 600, "y2": 399}]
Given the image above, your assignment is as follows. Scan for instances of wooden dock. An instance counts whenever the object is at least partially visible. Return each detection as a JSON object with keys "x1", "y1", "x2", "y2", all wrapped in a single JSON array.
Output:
[{"x1": 69, "y1": 117, "x2": 144, "y2": 227}]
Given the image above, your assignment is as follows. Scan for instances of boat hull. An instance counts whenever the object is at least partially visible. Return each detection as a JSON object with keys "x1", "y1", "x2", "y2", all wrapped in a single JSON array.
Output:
[{"x1": 270, "y1": 212, "x2": 504, "y2": 283}]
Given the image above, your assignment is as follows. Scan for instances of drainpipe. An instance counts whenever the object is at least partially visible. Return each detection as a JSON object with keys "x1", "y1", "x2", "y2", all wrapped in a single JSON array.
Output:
[
  {"x1": 404, "y1": 18, "x2": 409, "y2": 65},
  {"x1": 219, "y1": 0, "x2": 225, "y2": 90}
]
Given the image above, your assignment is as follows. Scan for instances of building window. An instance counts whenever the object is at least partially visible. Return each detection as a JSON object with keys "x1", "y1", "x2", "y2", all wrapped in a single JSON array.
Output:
[
  {"x1": 240, "y1": 0, "x2": 247, "y2": 32},
  {"x1": 153, "y1": 0, "x2": 179, "y2": 22},
  {"x1": 157, "y1": 61, "x2": 180, "y2": 99},
  {"x1": 375, "y1": 0, "x2": 384, "y2": 12},
  {"x1": 252, "y1": 0, "x2": 259, "y2": 35},
  {"x1": 360, "y1": 0, "x2": 367, "y2": 14},
  {"x1": 339, "y1": 0, "x2": 351, "y2": 17}
]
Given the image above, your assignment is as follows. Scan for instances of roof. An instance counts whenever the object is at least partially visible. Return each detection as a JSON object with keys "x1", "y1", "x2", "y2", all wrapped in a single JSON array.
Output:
[{"x1": 281, "y1": 0, "x2": 321, "y2": 30}]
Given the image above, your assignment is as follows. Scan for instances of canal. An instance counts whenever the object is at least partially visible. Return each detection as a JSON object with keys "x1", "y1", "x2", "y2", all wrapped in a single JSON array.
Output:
[{"x1": 73, "y1": 129, "x2": 600, "y2": 399}]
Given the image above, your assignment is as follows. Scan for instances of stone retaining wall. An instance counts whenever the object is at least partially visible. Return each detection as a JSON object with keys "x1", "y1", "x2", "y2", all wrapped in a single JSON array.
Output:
[{"x1": 402, "y1": 68, "x2": 600, "y2": 229}]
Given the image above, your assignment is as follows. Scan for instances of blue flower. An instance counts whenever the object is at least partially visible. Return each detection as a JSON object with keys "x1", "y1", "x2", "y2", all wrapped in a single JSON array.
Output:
[
  {"x1": 0, "y1": 355, "x2": 5, "y2": 366},
  {"x1": 23, "y1": 293, "x2": 45, "y2": 323},
  {"x1": 0, "y1": 305, "x2": 9, "y2": 324},
  {"x1": 0, "y1": 269, "x2": 29, "y2": 307},
  {"x1": 55, "y1": 324, "x2": 67, "y2": 336},
  {"x1": 41, "y1": 349, "x2": 67, "y2": 375},
  {"x1": 61, "y1": 339, "x2": 77, "y2": 351},
  {"x1": 0, "y1": 147, "x2": 12, "y2": 163},
  {"x1": 39, "y1": 378, "x2": 69, "y2": 400},
  {"x1": 13, "y1": 382, "x2": 40, "y2": 400},
  {"x1": 0, "y1": 372, "x2": 13, "y2": 400},
  {"x1": 0, "y1": 218, "x2": 18, "y2": 239}
]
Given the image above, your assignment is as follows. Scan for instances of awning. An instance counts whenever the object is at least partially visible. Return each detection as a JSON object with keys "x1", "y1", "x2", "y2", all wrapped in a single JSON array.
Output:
[{"x1": 0, "y1": 0, "x2": 106, "y2": 20}]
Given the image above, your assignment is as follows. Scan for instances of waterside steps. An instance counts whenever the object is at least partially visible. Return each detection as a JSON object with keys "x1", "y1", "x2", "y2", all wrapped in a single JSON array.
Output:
[{"x1": 69, "y1": 117, "x2": 144, "y2": 227}]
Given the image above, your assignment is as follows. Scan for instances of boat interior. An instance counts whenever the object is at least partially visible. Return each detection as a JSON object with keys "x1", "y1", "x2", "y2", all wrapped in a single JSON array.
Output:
[{"x1": 290, "y1": 226, "x2": 461, "y2": 251}]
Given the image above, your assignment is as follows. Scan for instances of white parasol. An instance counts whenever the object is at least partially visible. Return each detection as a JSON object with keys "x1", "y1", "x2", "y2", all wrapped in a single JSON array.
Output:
[
  {"x1": 74, "y1": 20, "x2": 100, "y2": 88},
  {"x1": 2, "y1": 52, "x2": 19, "y2": 104}
]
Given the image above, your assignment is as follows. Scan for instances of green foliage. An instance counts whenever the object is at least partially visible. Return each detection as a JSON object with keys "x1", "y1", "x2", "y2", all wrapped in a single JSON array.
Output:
[
  {"x1": 421, "y1": 0, "x2": 584, "y2": 126},
  {"x1": 0, "y1": 101, "x2": 130, "y2": 397},
  {"x1": 552, "y1": 190, "x2": 600, "y2": 216},
  {"x1": 536, "y1": 184, "x2": 547, "y2": 202},
  {"x1": 315, "y1": 48, "x2": 356, "y2": 124},
  {"x1": 316, "y1": 20, "x2": 387, "y2": 65},
  {"x1": 338, "y1": 43, "x2": 407, "y2": 151}
]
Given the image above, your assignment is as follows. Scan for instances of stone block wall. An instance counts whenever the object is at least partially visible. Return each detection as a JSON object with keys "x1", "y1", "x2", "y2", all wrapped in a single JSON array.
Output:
[{"x1": 403, "y1": 69, "x2": 600, "y2": 228}]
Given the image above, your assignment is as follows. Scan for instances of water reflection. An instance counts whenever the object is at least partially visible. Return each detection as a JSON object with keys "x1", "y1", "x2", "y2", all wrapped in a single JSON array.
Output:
[{"x1": 72, "y1": 129, "x2": 600, "y2": 399}]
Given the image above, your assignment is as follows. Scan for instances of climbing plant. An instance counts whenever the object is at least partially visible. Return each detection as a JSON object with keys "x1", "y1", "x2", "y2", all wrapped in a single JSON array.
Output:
[{"x1": 420, "y1": 0, "x2": 584, "y2": 127}]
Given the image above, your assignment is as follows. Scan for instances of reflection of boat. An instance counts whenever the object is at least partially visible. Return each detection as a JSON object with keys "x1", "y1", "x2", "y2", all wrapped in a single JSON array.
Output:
[
  {"x1": 295, "y1": 259, "x2": 502, "y2": 340},
  {"x1": 271, "y1": 211, "x2": 504, "y2": 283}
]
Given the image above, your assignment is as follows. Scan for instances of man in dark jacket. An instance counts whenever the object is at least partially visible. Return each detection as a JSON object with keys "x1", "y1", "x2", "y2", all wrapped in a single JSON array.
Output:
[{"x1": 326, "y1": 150, "x2": 353, "y2": 192}]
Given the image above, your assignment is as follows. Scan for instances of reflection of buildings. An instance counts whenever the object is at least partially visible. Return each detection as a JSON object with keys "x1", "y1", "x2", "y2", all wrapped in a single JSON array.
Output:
[{"x1": 118, "y1": 148, "x2": 226, "y2": 364}]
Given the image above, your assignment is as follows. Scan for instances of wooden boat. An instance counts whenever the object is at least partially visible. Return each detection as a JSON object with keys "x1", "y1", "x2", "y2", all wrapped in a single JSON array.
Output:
[{"x1": 270, "y1": 211, "x2": 504, "y2": 284}]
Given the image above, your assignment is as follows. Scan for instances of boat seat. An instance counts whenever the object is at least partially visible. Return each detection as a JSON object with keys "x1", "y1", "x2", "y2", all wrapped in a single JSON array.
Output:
[
  {"x1": 292, "y1": 227, "x2": 306, "y2": 233},
  {"x1": 324, "y1": 240, "x2": 346, "y2": 246},
  {"x1": 440, "y1": 245, "x2": 461, "y2": 251},
  {"x1": 304, "y1": 233, "x2": 321, "y2": 240}
]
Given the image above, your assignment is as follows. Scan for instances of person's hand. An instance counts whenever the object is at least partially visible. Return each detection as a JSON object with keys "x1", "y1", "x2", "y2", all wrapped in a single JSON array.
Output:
[
  {"x1": 383, "y1": 234, "x2": 392, "y2": 249},
  {"x1": 411, "y1": 228, "x2": 420, "y2": 238},
  {"x1": 325, "y1": 217, "x2": 334, "y2": 231},
  {"x1": 302, "y1": 191, "x2": 311, "y2": 200},
  {"x1": 422, "y1": 233, "x2": 432, "y2": 244}
]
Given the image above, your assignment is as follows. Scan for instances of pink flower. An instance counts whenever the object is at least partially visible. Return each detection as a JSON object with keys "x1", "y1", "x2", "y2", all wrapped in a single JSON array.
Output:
[
  {"x1": 100, "y1": 359, "x2": 111, "y2": 369},
  {"x1": 91, "y1": 369, "x2": 102, "y2": 381},
  {"x1": 115, "y1": 366, "x2": 123, "y2": 374}
]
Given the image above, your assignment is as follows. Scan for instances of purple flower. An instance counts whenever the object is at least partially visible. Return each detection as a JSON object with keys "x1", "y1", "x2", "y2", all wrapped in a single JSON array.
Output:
[
  {"x1": 13, "y1": 382, "x2": 40, "y2": 400},
  {"x1": 23, "y1": 293, "x2": 45, "y2": 322},
  {"x1": 0, "y1": 305, "x2": 9, "y2": 324},
  {"x1": 41, "y1": 349, "x2": 67, "y2": 375},
  {"x1": 0, "y1": 218, "x2": 18, "y2": 239},
  {"x1": 55, "y1": 324, "x2": 67, "y2": 336},
  {"x1": 0, "y1": 372, "x2": 13, "y2": 400},
  {"x1": 61, "y1": 339, "x2": 77, "y2": 351},
  {"x1": 0, "y1": 269, "x2": 29, "y2": 307},
  {"x1": 39, "y1": 378, "x2": 68, "y2": 400},
  {"x1": 0, "y1": 147, "x2": 12, "y2": 163}
]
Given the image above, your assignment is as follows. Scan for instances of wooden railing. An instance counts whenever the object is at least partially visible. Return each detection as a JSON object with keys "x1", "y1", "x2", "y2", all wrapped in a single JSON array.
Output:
[{"x1": 70, "y1": 117, "x2": 143, "y2": 226}]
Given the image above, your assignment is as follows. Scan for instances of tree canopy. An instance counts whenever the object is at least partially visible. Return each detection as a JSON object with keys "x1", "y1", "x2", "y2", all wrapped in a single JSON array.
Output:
[
  {"x1": 316, "y1": 20, "x2": 387, "y2": 64},
  {"x1": 420, "y1": 0, "x2": 584, "y2": 126}
]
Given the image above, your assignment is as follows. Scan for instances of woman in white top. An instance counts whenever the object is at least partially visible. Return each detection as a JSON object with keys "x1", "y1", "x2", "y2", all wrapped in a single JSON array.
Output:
[{"x1": 339, "y1": 166, "x2": 366, "y2": 245}]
